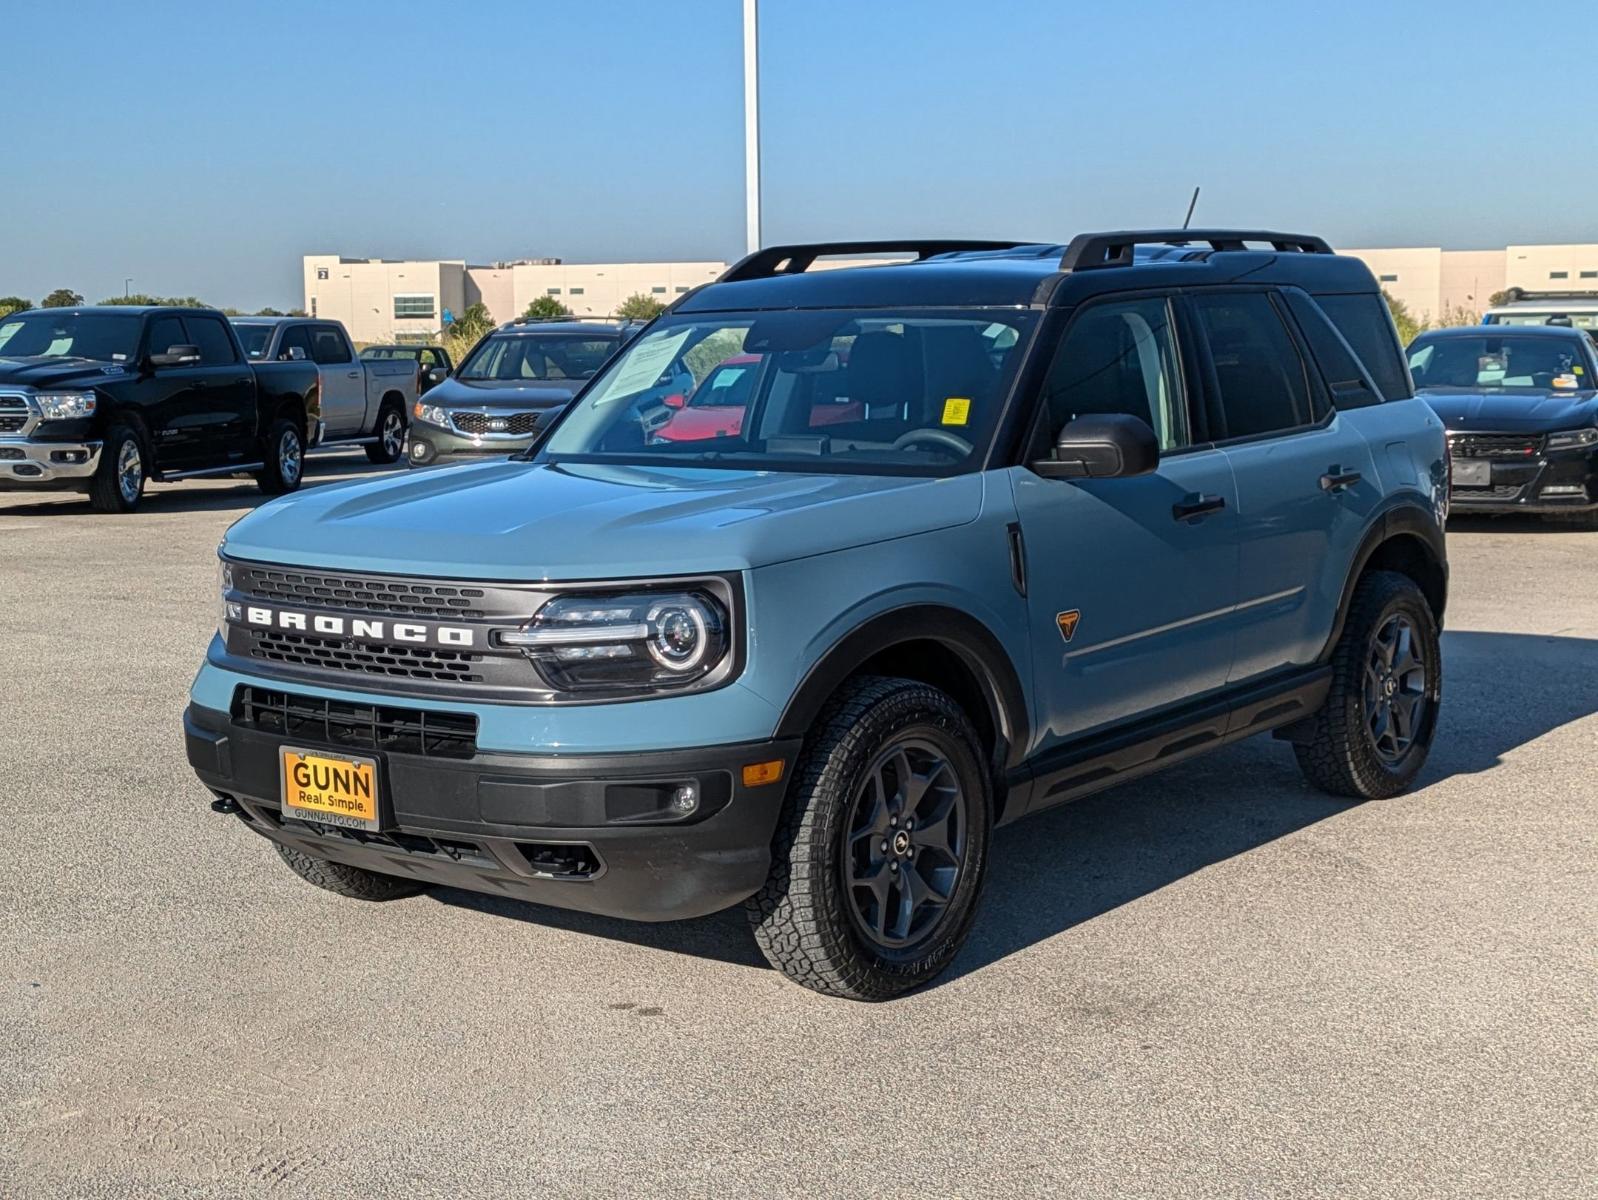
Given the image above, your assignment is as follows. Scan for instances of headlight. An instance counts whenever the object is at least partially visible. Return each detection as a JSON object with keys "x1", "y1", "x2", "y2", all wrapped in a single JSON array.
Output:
[
  {"x1": 217, "y1": 558, "x2": 239, "y2": 638},
  {"x1": 500, "y1": 589, "x2": 730, "y2": 693},
  {"x1": 35, "y1": 391, "x2": 97, "y2": 420},
  {"x1": 1546, "y1": 427, "x2": 1598, "y2": 451},
  {"x1": 413, "y1": 402, "x2": 450, "y2": 428}
]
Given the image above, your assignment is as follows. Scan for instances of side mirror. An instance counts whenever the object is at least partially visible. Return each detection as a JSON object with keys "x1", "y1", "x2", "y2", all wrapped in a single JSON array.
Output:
[
  {"x1": 1031, "y1": 413, "x2": 1159, "y2": 480},
  {"x1": 150, "y1": 344, "x2": 202, "y2": 368},
  {"x1": 426, "y1": 366, "x2": 449, "y2": 386},
  {"x1": 662, "y1": 393, "x2": 687, "y2": 410},
  {"x1": 283, "y1": 345, "x2": 308, "y2": 362}
]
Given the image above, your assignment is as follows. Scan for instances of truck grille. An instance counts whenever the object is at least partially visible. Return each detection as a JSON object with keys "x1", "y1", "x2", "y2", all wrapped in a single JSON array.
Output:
[
  {"x1": 452, "y1": 410, "x2": 539, "y2": 436},
  {"x1": 235, "y1": 564, "x2": 489, "y2": 619},
  {"x1": 247, "y1": 628, "x2": 484, "y2": 683},
  {"x1": 231, "y1": 685, "x2": 478, "y2": 759},
  {"x1": 1448, "y1": 432, "x2": 1542, "y2": 459},
  {"x1": 0, "y1": 416, "x2": 24, "y2": 434}
]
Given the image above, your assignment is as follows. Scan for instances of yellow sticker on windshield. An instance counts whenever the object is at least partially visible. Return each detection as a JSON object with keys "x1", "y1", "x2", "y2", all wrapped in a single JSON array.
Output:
[
  {"x1": 941, "y1": 397, "x2": 971, "y2": 426},
  {"x1": 1576, "y1": 365, "x2": 1586, "y2": 375}
]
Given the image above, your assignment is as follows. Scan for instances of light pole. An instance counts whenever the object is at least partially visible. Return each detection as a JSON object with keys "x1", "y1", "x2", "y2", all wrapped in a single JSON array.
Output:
[
  {"x1": 124, "y1": 278, "x2": 132, "y2": 299},
  {"x1": 743, "y1": 0, "x2": 761, "y2": 254}
]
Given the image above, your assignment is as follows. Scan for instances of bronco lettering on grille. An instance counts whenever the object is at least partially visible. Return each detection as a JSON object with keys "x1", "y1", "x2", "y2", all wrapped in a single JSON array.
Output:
[{"x1": 242, "y1": 605, "x2": 475, "y2": 648}]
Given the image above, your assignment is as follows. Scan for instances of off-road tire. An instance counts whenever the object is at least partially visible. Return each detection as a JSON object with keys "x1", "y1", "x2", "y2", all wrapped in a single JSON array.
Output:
[
  {"x1": 255, "y1": 417, "x2": 304, "y2": 495},
  {"x1": 746, "y1": 676, "x2": 991, "y2": 1001},
  {"x1": 1293, "y1": 570, "x2": 1441, "y2": 799},
  {"x1": 273, "y1": 842, "x2": 425, "y2": 901},
  {"x1": 365, "y1": 399, "x2": 407, "y2": 465},
  {"x1": 88, "y1": 421, "x2": 146, "y2": 513}
]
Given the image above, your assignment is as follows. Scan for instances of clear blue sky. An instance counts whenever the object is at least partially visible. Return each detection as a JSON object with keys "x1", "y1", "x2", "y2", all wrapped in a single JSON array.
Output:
[{"x1": 5, "y1": 0, "x2": 1593, "y2": 310}]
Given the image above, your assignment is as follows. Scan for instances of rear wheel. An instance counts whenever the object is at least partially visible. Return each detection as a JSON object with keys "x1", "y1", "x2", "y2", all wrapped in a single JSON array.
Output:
[
  {"x1": 746, "y1": 676, "x2": 991, "y2": 1000},
  {"x1": 365, "y1": 400, "x2": 407, "y2": 465},
  {"x1": 1293, "y1": 570, "x2": 1441, "y2": 799},
  {"x1": 88, "y1": 422, "x2": 146, "y2": 513},
  {"x1": 255, "y1": 417, "x2": 304, "y2": 495},
  {"x1": 273, "y1": 842, "x2": 425, "y2": 901}
]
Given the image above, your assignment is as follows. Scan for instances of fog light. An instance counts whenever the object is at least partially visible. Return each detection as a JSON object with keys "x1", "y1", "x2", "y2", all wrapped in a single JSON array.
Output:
[
  {"x1": 411, "y1": 443, "x2": 428, "y2": 459},
  {"x1": 741, "y1": 760, "x2": 785, "y2": 787},
  {"x1": 671, "y1": 784, "x2": 698, "y2": 815}
]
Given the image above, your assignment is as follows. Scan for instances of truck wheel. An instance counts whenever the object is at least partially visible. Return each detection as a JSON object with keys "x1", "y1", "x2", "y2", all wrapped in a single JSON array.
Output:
[
  {"x1": 1293, "y1": 570, "x2": 1441, "y2": 799},
  {"x1": 365, "y1": 401, "x2": 407, "y2": 464},
  {"x1": 746, "y1": 676, "x2": 991, "y2": 1000},
  {"x1": 88, "y1": 422, "x2": 146, "y2": 513},
  {"x1": 273, "y1": 842, "x2": 425, "y2": 901},
  {"x1": 255, "y1": 418, "x2": 304, "y2": 495}
]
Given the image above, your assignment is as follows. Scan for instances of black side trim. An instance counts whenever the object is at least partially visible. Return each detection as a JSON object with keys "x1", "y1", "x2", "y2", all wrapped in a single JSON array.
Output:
[
  {"x1": 774, "y1": 605, "x2": 1029, "y2": 773},
  {"x1": 1008, "y1": 666, "x2": 1332, "y2": 817}
]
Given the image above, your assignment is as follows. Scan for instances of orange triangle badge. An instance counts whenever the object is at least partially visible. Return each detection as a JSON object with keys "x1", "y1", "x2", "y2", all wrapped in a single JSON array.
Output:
[{"x1": 1056, "y1": 610, "x2": 1081, "y2": 642}]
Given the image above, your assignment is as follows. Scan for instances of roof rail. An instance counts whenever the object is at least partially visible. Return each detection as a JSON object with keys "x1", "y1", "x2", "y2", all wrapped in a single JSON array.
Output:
[
  {"x1": 1059, "y1": 229, "x2": 1334, "y2": 272},
  {"x1": 1495, "y1": 288, "x2": 1598, "y2": 304},
  {"x1": 718, "y1": 240, "x2": 1033, "y2": 282},
  {"x1": 507, "y1": 313, "x2": 638, "y2": 327}
]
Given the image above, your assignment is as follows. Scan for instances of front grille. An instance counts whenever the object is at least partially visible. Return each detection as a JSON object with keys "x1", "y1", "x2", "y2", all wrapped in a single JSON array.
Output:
[
  {"x1": 0, "y1": 415, "x2": 25, "y2": 434},
  {"x1": 247, "y1": 628, "x2": 485, "y2": 683},
  {"x1": 1456, "y1": 483, "x2": 1525, "y2": 500},
  {"x1": 452, "y1": 410, "x2": 539, "y2": 436},
  {"x1": 1448, "y1": 432, "x2": 1543, "y2": 459},
  {"x1": 237, "y1": 564, "x2": 489, "y2": 619},
  {"x1": 0, "y1": 447, "x2": 22, "y2": 460},
  {"x1": 232, "y1": 685, "x2": 478, "y2": 759},
  {"x1": 0, "y1": 395, "x2": 25, "y2": 411}
]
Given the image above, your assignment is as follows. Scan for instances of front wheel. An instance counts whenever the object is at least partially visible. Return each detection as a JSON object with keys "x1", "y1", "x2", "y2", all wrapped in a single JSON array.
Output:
[
  {"x1": 365, "y1": 401, "x2": 407, "y2": 465},
  {"x1": 88, "y1": 422, "x2": 146, "y2": 513},
  {"x1": 273, "y1": 842, "x2": 425, "y2": 901},
  {"x1": 1293, "y1": 570, "x2": 1441, "y2": 799},
  {"x1": 255, "y1": 417, "x2": 304, "y2": 495},
  {"x1": 746, "y1": 676, "x2": 991, "y2": 1000}
]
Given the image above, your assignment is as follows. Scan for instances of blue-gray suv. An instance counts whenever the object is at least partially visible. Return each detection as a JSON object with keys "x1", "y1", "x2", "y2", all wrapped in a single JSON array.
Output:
[{"x1": 185, "y1": 231, "x2": 1450, "y2": 999}]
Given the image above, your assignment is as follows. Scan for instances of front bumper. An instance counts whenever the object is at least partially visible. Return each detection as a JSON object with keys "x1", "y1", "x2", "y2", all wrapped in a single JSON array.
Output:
[
  {"x1": 1448, "y1": 448, "x2": 1598, "y2": 513},
  {"x1": 184, "y1": 700, "x2": 800, "y2": 922},
  {"x1": 0, "y1": 438, "x2": 102, "y2": 488},
  {"x1": 406, "y1": 426, "x2": 537, "y2": 467}
]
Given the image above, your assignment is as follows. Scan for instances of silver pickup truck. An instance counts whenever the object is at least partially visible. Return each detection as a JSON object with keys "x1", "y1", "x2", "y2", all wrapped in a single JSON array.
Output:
[{"x1": 231, "y1": 317, "x2": 415, "y2": 463}]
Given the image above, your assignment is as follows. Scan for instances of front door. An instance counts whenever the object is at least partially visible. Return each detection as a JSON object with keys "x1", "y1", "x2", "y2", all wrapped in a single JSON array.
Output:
[
  {"x1": 1013, "y1": 295, "x2": 1240, "y2": 755},
  {"x1": 309, "y1": 324, "x2": 365, "y2": 434}
]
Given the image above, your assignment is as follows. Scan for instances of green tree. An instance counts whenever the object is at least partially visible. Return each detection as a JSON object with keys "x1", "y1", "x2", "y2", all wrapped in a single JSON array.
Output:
[
  {"x1": 615, "y1": 293, "x2": 666, "y2": 320},
  {"x1": 254, "y1": 307, "x2": 285, "y2": 317},
  {"x1": 442, "y1": 301, "x2": 496, "y2": 359},
  {"x1": 521, "y1": 295, "x2": 571, "y2": 320},
  {"x1": 1383, "y1": 290, "x2": 1425, "y2": 345},
  {"x1": 99, "y1": 293, "x2": 207, "y2": 307},
  {"x1": 0, "y1": 296, "x2": 31, "y2": 317},
  {"x1": 41, "y1": 288, "x2": 84, "y2": 308},
  {"x1": 286, "y1": 308, "x2": 307, "y2": 317},
  {"x1": 1487, "y1": 290, "x2": 1513, "y2": 309}
]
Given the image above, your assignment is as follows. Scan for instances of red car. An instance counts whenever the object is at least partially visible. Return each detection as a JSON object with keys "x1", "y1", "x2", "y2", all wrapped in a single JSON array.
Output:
[{"x1": 655, "y1": 353, "x2": 863, "y2": 442}]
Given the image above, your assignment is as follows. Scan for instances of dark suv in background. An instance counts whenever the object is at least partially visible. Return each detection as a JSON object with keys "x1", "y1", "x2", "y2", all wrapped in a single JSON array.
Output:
[{"x1": 407, "y1": 317, "x2": 639, "y2": 467}]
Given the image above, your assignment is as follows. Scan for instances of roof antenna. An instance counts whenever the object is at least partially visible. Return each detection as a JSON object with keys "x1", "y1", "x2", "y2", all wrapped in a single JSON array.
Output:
[{"x1": 1181, "y1": 186, "x2": 1201, "y2": 231}]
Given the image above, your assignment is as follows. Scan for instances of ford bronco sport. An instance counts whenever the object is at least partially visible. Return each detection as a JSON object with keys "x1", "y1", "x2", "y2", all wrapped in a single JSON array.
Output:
[{"x1": 185, "y1": 231, "x2": 1449, "y2": 1000}]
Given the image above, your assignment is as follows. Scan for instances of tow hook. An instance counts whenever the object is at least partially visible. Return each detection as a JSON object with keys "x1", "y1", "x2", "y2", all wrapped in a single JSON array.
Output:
[{"x1": 210, "y1": 795, "x2": 240, "y2": 815}]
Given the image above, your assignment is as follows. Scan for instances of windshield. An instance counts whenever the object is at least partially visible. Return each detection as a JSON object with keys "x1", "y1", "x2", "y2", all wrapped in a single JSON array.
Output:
[
  {"x1": 458, "y1": 333, "x2": 619, "y2": 382},
  {"x1": 538, "y1": 309, "x2": 1036, "y2": 475},
  {"x1": 0, "y1": 310, "x2": 143, "y2": 363},
  {"x1": 1486, "y1": 310, "x2": 1598, "y2": 331},
  {"x1": 233, "y1": 323, "x2": 274, "y2": 359},
  {"x1": 1407, "y1": 334, "x2": 1593, "y2": 393}
]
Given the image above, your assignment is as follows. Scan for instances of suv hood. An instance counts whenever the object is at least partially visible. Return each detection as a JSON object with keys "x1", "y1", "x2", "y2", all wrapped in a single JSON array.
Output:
[
  {"x1": 222, "y1": 459, "x2": 985, "y2": 580},
  {"x1": 426, "y1": 376, "x2": 584, "y2": 411},
  {"x1": 0, "y1": 357, "x2": 131, "y2": 389},
  {"x1": 1420, "y1": 389, "x2": 1598, "y2": 433}
]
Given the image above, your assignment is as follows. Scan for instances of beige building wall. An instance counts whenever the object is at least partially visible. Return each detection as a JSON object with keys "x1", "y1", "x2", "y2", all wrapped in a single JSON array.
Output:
[
  {"x1": 303, "y1": 255, "x2": 467, "y2": 343},
  {"x1": 464, "y1": 266, "x2": 516, "y2": 323},
  {"x1": 507, "y1": 261, "x2": 725, "y2": 319},
  {"x1": 1504, "y1": 244, "x2": 1598, "y2": 293},
  {"x1": 1438, "y1": 250, "x2": 1505, "y2": 320},
  {"x1": 1341, "y1": 247, "x2": 1444, "y2": 321}
]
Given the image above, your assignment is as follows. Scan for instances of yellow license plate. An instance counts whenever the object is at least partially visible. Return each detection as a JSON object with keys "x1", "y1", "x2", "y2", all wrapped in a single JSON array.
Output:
[{"x1": 280, "y1": 746, "x2": 380, "y2": 830}]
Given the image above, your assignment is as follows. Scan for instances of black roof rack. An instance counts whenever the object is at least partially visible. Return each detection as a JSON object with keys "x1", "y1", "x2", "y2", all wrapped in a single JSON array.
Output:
[
  {"x1": 719, "y1": 239, "x2": 1033, "y2": 282},
  {"x1": 1059, "y1": 229, "x2": 1334, "y2": 272},
  {"x1": 1496, "y1": 288, "x2": 1598, "y2": 304},
  {"x1": 506, "y1": 314, "x2": 639, "y2": 327}
]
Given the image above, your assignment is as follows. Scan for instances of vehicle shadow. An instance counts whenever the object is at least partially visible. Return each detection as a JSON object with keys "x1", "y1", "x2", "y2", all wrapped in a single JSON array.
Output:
[
  {"x1": 439, "y1": 628, "x2": 1598, "y2": 986},
  {"x1": 0, "y1": 454, "x2": 402, "y2": 518},
  {"x1": 1448, "y1": 513, "x2": 1594, "y2": 536}
]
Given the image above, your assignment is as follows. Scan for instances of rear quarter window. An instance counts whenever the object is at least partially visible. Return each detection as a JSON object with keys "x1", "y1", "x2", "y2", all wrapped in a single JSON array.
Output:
[{"x1": 1313, "y1": 292, "x2": 1413, "y2": 402}]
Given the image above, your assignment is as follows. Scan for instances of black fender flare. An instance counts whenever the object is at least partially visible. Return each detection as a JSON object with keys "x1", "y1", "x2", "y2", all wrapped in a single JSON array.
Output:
[
  {"x1": 774, "y1": 604, "x2": 1030, "y2": 773},
  {"x1": 1319, "y1": 500, "x2": 1448, "y2": 663}
]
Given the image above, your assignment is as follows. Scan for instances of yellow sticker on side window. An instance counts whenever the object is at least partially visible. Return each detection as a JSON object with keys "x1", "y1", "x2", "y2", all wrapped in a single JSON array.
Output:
[{"x1": 941, "y1": 397, "x2": 971, "y2": 426}]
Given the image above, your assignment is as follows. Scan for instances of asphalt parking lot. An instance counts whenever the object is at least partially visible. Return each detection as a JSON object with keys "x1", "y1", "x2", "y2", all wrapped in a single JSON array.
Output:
[{"x1": 2, "y1": 456, "x2": 1594, "y2": 1199}]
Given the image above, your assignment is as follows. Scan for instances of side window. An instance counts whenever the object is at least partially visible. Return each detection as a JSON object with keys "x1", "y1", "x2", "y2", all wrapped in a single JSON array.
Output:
[
  {"x1": 1040, "y1": 297, "x2": 1189, "y2": 450},
  {"x1": 1191, "y1": 292, "x2": 1314, "y2": 439},
  {"x1": 309, "y1": 324, "x2": 352, "y2": 365},
  {"x1": 185, "y1": 317, "x2": 237, "y2": 365},
  {"x1": 146, "y1": 315, "x2": 188, "y2": 359},
  {"x1": 277, "y1": 326, "x2": 311, "y2": 361},
  {"x1": 1314, "y1": 292, "x2": 1413, "y2": 401}
]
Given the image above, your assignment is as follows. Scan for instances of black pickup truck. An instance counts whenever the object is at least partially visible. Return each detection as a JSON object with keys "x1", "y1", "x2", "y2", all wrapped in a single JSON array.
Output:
[{"x1": 0, "y1": 305, "x2": 320, "y2": 512}]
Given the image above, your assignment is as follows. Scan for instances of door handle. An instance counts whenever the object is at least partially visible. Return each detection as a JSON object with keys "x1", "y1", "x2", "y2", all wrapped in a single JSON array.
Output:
[
  {"x1": 1320, "y1": 466, "x2": 1362, "y2": 492},
  {"x1": 346, "y1": 370, "x2": 361, "y2": 378},
  {"x1": 1172, "y1": 492, "x2": 1226, "y2": 522}
]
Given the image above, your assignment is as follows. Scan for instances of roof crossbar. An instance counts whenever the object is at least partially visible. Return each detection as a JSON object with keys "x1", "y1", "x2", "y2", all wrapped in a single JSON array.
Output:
[
  {"x1": 1059, "y1": 229, "x2": 1334, "y2": 272},
  {"x1": 718, "y1": 240, "x2": 1033, "y2": 282}
]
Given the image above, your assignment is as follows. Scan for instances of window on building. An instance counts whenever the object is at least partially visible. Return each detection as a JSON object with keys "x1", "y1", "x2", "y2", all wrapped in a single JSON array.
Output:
[
  {"x1": 675, "y1": 286, "x2": 690, "y2": 293},
  {"x1": 316, "y1": 267, "x2": 329, "y2": 280},
  {"x1": 547, "y1": 288, "x2": 562, "y2": 295},
  {"x1": 1191, "y1": 292, "x2": 1315, "y2": 439},
  {"x1": 1581, "y1": 271, "x2": 1598, "y2": 280},
  {"x1": 1378, "y1": 274, "x2": 1398, "y2": 283},
  {"x1": 1550, "y1": 271, "x2": 1569, "y2": 280},
  {"x1": 650, "y1": 286, "x2": 667, "y2": 294},
  {"x1": 394, "y1": 294, "x2": 436, "y2": 319},
  {"x1": 569, "y1": 287, "x2": 584, "y2": 296}
]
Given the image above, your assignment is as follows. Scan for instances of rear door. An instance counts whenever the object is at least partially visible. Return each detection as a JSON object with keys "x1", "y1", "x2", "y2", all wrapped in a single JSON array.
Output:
[
  {"x1": 1190, "y1": 290, "x2": 1383, "y2": 683},
  {"x1": 1012, "y1": 293, "x2": 1240, "y2": 749},
  {"x1": 308, "y1": 323, "x2": 365, "y2": 434}
]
